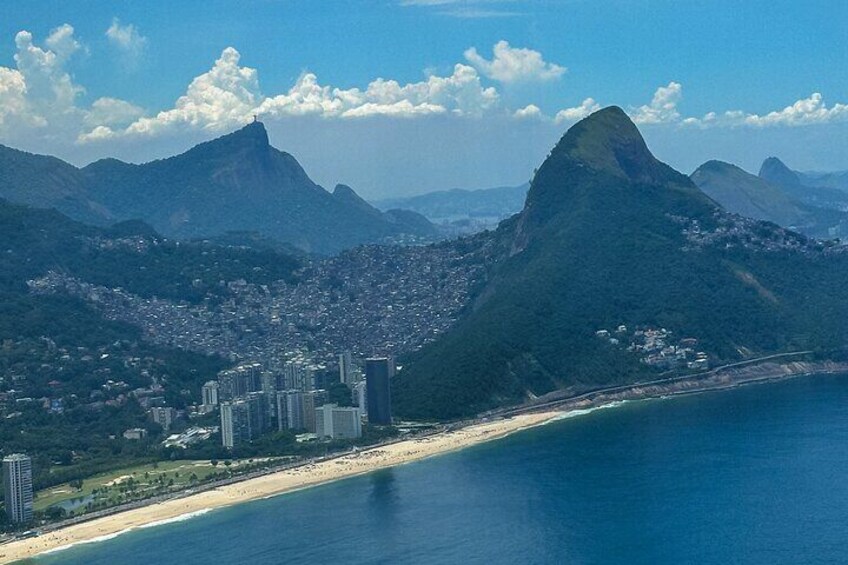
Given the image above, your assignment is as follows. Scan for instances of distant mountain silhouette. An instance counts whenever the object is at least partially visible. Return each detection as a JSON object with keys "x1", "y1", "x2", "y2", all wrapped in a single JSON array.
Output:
[
  {"x1": 373, "y1": 183, "x2": 529, "y2": 223},
  {"x1": 691, "y1": 160, "x2": 848, "y2": 238},
  {"x1": 0, "y1": 122, "x2": 436, "y2": 254},
  {"x1": 759, "y1": 157, "x2": 848, "y2": 210}
]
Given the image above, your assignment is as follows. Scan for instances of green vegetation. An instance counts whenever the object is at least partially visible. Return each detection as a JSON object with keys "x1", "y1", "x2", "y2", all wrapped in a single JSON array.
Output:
[
  {"x1": 0, "y1": 198, "x2": 302, "y2": 494},
  {"x1": 394, "y1": 107, "x2": 848, "y2": 420}
]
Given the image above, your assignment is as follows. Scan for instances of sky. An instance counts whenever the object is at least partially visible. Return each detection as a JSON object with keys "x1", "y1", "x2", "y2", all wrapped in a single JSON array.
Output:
[{"x1": 1, "y1": 0, "x2": 847, "y2": 199}]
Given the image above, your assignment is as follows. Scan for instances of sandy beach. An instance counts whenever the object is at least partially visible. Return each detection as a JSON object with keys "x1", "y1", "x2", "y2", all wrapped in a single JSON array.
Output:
[{"x1": 0, "y1": 411, "x2": 561, "y2": 563}]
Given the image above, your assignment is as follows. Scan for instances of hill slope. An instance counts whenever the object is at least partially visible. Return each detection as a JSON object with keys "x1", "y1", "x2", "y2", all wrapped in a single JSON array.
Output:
[
  {"x1": 0, "y1": 145, "x2": 111, "y2": 226},
  {"x1": 691, "y1": 160, "x2": 848, "y2": 238},
  {"x1": 0, "y1": 123, "x2": 436, "y2": 254},
  {"x1": 394, "y1": 107, "x2": 848, "y2": 419}
]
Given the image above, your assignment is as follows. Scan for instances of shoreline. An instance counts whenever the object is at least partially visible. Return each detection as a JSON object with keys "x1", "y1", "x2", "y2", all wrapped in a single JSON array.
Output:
[
  {"x1": 0, "y1": 410, "x2": 561, "y2": 563},
  {"x1": 3, "y1": 358, "x2": 847, "y2": 563}
]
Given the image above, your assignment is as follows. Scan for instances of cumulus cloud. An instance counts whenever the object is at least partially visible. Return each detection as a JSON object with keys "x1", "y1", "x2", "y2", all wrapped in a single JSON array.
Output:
[
  {"x1": 84, "y1": 97, "x2": 145, "y2": 128},
  {"x1": 464, "y1": 40, "x2": 565, "y2": 83},
  {"x1": 684, "y1": 93, "x2": 848, "y2": 129},
  {"x1": 513, "y1": 104, "x2": 542, "y2": 120},
  {"x1": 5, "y1": 22, "x2": 848, "y2": 155},
  {"x1": 0, "y1": 24, "x2": 144, "y2": 143},
  {"x1": 0, "y1": 67, "x2": 27, "y2": 126},
  {"x1": 13, "y1": 25, "x2": 84, "y2": 115},
  {"x1": 106, "y1": 18, "x2": 147, "y2": 66},
  {"x1": 122, "y1": 47, "x2": 260, "y2": 137},
  {"x1": 100, "y1": 50, "x2": 498, "y2": 139},
  {"x1": 630, "y1": 81, "x2": 682, "y2": 125},
  {"x1": 555, "y1": 98, "x2": 601, "y2": 124}
]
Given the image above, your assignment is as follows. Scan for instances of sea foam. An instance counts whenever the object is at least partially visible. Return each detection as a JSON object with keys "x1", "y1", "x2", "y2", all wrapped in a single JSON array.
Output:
[{"x1": 40, "y1": 508, "x2": 213, "y2": 556}]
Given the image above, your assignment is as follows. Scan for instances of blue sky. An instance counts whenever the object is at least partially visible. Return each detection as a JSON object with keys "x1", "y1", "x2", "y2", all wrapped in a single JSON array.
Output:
[{"x1": 1, "y1": 0, "x2": 847, "y2": 198}]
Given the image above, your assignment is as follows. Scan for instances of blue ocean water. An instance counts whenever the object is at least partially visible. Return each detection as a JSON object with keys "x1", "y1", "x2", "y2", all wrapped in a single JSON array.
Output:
[{"x1": 33, "y1": 375, "x2": 848, "y2": 564}]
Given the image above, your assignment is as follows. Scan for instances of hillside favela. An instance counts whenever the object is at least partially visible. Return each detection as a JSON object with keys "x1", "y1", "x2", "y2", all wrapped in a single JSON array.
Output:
[{"x1": 1, "y1": 2, "x2": 848, "y2": 563}]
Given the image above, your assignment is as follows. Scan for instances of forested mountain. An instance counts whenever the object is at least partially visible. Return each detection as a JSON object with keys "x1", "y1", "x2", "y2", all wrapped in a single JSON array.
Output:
[
  {"x1": 394, "y1": 107, "x2": 848, "y2": 419},
  {"x1": 0, "y1": 122, "x2": 436, "y2": 255},
  {"x1": 0, "y1": 145, "x2": 111, "y2": 226},
  {"x1": 0, "y1": 197, "x2": 301, "y2": 484}
]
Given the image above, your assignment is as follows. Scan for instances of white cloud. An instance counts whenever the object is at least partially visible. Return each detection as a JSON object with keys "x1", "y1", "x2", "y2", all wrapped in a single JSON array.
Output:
[
  {"x1": 630, "y1": 81, "x2": 682, "y2": 125},
  {"x1": 513, "y1": 104, "x2": 542, "y2": 120},
  {"x1": 123, "y1": 47, "x2": 260, "y2": 137},
  {"x1": 106, "y1": 19, "x2": 147, "y2": 65},
  {"x1": 682, "y1": 93, "x2": 848, "y2": 129},
  {"x1": 555, "y1": 98, "x2": 600, "y2": 124},
  {"x1": 743, "y1": 93, "x2": 848, "y2": 126},
  {"x1": 259, "y1": 63, "x2": 499, "y2": 120},
  {"x1": 13, "y1": 26, "x2": 84, "y2": 115},
  {"x1": 5, "y1": 22, "x2": 848, "y2": 155},
  {"x1": 0, "y1": 67, "x2": 28, "y2": 127},
  {"x1": 464, "y1": 40, "x2": 565, "y2": 83},
  {"x1": 108, "y1": 50, "x2": 498, "y2": 138},
  {"x1": 399, "y1": 0, "x2": 521, "y2": 18},
  {"x1": 44, "y1": 23, "x2": 82, "y2": 62},
  {"x1": 84, "y1": 97, "x2": 145, "y2": 128}
]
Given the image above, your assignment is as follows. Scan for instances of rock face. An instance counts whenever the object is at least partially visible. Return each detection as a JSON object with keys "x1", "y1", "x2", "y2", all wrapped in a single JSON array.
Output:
[
  {"x1": 393, "y1": 106, "x2": 848, "y2": 420},
  {"x1": 0, "y1": 122, "x2": 436, "y2": 254}
]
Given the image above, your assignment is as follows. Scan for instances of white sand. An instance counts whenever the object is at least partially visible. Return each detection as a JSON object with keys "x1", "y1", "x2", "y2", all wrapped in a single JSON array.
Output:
[{"x1": 0, "y1": 411, "x2": 560, "y2": 563}]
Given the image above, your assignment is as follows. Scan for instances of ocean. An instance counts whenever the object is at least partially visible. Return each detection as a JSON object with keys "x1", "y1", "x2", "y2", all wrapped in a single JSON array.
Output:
[{"x1": 33, "y1": 374, "x2": 848, "y2": 564}]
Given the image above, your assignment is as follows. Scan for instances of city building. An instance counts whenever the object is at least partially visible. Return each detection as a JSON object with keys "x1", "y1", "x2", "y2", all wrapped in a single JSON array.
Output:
[
  {"x1": 316, "y1": 404, "x2": 362, "y2": 440},
  {"x1": 303, "y1": 389, "x2": 329, "y2": 433},
  {"x1": 283, "y1": 361, "x2": 316, "y2": 391},
  {"x1": 365, "y1": 357, "x2": 393, "y2": 425},
  {"x1": 339, "y1": 350, "x2": 354, "y2": 386},
  {"x1": 353, "y1": 380, "x2": 367, "y2": 411},
  {"x1": 3, "y1": 454, "x2": 33, "y2": 524},
  {"x1": 260, "y1": 371, "x2": 277, "y2": 418},
  {"x1": 122, "y1": 428, "x2": 148, "y2": 441},
  {"x1": 220, "y1": 394, "x2": 268, "y2": 448},
  {"x1": 217, "y1": 363, "x2": 262, "y2": 401},
  {"x1": 277, "y1": 390, "x2": 303, "y2": 431},
  {"x1": 149, "y1": 406, "x2": 177, "y2": 430},
  {"x1": 275, "y1": 389, "x2": 327, "y2": 432},
  {"x1": 201, "y1": 381, "x2": 219, "y2": 409}
]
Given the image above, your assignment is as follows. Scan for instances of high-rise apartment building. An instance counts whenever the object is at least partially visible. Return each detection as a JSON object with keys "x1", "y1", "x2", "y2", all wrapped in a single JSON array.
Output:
[
  {"x1": 365, "y1": 357, "x2": 393, "y2": 425},
  {"x1": 3, "y1": 454, "x2": 33, "y2": 524}
]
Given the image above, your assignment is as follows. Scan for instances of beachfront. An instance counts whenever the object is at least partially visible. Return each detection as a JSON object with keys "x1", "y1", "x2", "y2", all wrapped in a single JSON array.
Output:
[{"x1": 0, "y1": 411, "x2": 560, "y2": 563}]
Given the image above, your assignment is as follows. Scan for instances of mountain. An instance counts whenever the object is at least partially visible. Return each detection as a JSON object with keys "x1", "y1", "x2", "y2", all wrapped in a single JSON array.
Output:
[
  {"x1": 0, "y1": 196, "x2": 306, "y2": 480},
  {"x1": 372, "y1": 183, "x2": 529, "y2": 226},
  {"x1": 691, "y1": 160, "x2": 848, "y2": 238},
  {"x1": 798, "y1": 169, "x2": 848, "y2": 192},
  {"x1": 759, "y1": 157, "x2": 848, "y2": 209},
  {"x1": 0, "y1": 122, "x2": 436, "y2": 254},
  {"x1": 393, "y1": 107, "x2": 848, "y2": 420},
  {"x1": 0, "y1": 145, "x2": 112, "y2": 225}
]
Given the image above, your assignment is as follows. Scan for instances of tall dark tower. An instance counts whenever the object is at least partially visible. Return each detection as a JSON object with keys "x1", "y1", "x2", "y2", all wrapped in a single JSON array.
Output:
[{"x1": 365, "y1": 357, "x2": 393, "y2": 425}]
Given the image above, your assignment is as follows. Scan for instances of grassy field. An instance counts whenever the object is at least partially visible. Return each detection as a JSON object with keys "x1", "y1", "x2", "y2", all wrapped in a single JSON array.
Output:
[{"x1": 34, "y1": 458, "x2": 280, "y2": 513}]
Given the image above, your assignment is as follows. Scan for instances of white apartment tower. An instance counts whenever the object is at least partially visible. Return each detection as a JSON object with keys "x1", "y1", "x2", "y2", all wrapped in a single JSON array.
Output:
[{"x1": 3, "y1": 454, "x2": 33, "y2": 524}]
